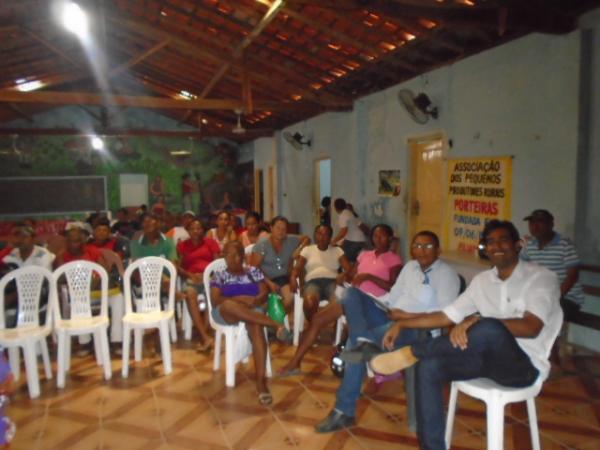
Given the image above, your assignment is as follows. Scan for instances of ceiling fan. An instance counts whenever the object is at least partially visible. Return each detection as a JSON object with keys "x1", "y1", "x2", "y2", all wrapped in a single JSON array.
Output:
[
  {"x1": 398, "y1": 89, "x2": 438, "y2": 124},
  {"x1": 232, "y1": 109, "x2": 246, "y2": 135},
  {"x1": 283, "y1": 131, "x2": 312, "y2": 151}
]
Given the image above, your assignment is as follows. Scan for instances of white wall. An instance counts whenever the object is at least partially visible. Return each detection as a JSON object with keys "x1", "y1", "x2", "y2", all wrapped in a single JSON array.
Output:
[{"x1": 266, "y1": 31, "x2": 582, "y2": 253}]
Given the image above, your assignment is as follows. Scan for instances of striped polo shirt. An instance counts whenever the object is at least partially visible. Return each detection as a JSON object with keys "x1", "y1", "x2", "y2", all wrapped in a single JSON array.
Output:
[{"x1": 520, "y1": 233, "x2": 584, "y2": 304}]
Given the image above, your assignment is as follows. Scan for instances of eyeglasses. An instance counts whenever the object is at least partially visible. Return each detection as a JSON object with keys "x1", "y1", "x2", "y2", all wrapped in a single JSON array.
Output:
[{"x1": 412, "y1": 243, "x2": 435, "y2": 250}]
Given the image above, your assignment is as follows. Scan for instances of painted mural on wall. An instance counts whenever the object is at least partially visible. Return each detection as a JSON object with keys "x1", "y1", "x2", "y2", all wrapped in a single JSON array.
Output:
[{"x1": 0, "y1": 133, "x2": 252, "y2": 215}]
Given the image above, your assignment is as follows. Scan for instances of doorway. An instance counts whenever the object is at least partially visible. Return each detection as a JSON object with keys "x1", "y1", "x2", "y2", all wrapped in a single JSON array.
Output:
[
  {"x1": 408, "y1": 133, "x2": 447, "y2": 242},
  {"x1": 314, "y1": 158, "x2": 331, "y2": 225}
]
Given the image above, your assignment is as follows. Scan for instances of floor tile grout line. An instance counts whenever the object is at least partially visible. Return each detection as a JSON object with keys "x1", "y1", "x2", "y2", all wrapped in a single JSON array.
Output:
[
  {"x1": 151, "y1": 385, "x2": 170, "y2": 448},
  {"x1": 361, "y1": 392, "x2": 406, "y2": 428},
  {"x1": 33, "y1": 399, "x2": 51, "y2": 450},
  {"x1": 296, "y1": 379, "x2": 329, "y2": 410},
  {"x1": 191, "y1": 360, "x2": 234, "y2": 450}
]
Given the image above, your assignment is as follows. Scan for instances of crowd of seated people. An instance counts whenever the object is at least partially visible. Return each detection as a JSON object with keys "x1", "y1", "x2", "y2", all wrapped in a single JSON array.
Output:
[{"x1": 0, "y1": 198, "x2": 578, "y2": 449}]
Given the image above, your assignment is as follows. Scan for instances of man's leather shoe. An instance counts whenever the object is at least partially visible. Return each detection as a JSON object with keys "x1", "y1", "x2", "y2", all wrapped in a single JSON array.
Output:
[
  {"x1": 340, "y1": 341, "x2": 383, "y2": 363},
  {"x1": 315, "y1": 409, "x2": 355, "y2": 433}
]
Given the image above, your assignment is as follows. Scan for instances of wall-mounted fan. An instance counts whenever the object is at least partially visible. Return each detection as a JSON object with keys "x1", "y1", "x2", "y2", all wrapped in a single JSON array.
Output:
[
  {"x1": 398, "y1": 89, "x2": 438, "y2": 124},
  {"x1": 283, "y1": 131, "x2": 311, "y2": 151},
  {"x1": 232, "y1": 109, "x2": 246, "y2": 135}
]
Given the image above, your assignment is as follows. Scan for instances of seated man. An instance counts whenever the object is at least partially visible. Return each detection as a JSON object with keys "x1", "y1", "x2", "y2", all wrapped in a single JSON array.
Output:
[
  {"x1": 111, "y1": 207, "x2": 136, "y2": 239},
  {"x1": 55, "y1": 227, "x2": 105, "y2": 268},
  {"x1": 316, "y1": 230, "x2": 460, "y2": 432},
  {"x1": 370, "y1": 220, "x2": 562, "y2": 450},
  {"x1": 130, "y1": 215, "x2": 176, "y2": 262},
  {"x1": 520, "y1": 209, "x2": 584, "y2": 320},
  {"x1": 88, "y1": 218, "x2": 129, "y2": 260},
  {"x1": 165, "y1": 210, "x2": 195, "y2": 245},
  {"x1": 3, "y1": 223, "x2": 55, "y2": 271}
]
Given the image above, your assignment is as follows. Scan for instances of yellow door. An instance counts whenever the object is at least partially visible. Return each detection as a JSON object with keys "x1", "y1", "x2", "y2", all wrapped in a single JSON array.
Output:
[{"x1": 408, "y1": 134, "x2": 447, "y2": 241}]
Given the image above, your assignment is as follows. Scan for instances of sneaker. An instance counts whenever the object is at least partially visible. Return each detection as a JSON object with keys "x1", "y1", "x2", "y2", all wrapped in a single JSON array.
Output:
[
  {"x1": 339, "y1": 341, "x2": 383, "y2": 363},
  {"x1": 315, "y1": 409, "x2": 355, "y2": 433}
]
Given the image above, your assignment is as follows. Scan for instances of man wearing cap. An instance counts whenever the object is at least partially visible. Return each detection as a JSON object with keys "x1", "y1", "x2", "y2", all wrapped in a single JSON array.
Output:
[
  {"x1": 521, "y1": 209, "x2": 584, "y2": 320},
  {"x1": 165, "y1": 211, "x2": 195, "y2": 245},
  {"x1": 3, "y1": 223, "x2": 55, "y2": 271}
]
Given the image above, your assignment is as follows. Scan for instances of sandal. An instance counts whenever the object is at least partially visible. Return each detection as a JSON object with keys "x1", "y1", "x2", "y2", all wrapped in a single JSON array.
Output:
[
  {"x1": 196, "y1": 338, "x2": 214, "y2": 353},
  {"x1": 277, "y1": 367, "x2": 301, "y2": 378},
  {"x1": 258, "y1": 392, "x2": 273, "y2": 406},
  {"x1": 275, "y1": 326, "x2": 293, "y2": 344}
]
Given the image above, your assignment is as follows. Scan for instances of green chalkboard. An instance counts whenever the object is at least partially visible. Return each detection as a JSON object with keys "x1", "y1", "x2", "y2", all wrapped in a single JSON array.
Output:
[{"x1": 0, "y1": 176, "x2": 107, "y2": 217}]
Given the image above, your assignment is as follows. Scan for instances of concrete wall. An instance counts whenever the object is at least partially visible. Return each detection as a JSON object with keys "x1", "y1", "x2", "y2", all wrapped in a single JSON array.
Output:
[{"x1": 264, "y1": 30, "x2": 583, "y2": 254}]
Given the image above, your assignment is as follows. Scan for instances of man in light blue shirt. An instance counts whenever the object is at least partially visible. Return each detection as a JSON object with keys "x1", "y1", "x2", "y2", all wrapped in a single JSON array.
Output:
[{"x1": 316, "y1": 230, "x2": 461, "y2": 433}]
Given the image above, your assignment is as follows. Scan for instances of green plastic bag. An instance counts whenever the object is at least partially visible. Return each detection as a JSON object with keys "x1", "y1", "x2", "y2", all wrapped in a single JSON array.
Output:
[{"x1": 267, "y1": 293, "x2": 286, "y2": 324}]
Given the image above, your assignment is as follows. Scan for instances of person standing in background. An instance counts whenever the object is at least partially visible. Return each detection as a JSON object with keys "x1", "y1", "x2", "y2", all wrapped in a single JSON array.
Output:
[{"x1": 331, "y1": 198, "x2": 366, "y2": 263}]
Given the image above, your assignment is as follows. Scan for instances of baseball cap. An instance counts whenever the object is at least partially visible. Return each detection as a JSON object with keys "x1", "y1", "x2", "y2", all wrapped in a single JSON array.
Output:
[
  {"x1": 523, "y1": 209, "x2": 553, "y2": 221},
  {"x1": 182, "y1": 210, "x2": 196, "y2": 217}
]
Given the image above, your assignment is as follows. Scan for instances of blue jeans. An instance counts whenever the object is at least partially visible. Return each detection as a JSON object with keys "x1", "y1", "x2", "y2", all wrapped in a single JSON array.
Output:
[
  {"x1": 335, "y1": 287, "x2": 421, "y2": 416},
  {"x1": 414, "y1": 318, "x2": 540, "y2": 450}
]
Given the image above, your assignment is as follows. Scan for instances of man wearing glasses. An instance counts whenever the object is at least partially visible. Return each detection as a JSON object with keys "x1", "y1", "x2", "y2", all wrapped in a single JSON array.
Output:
[
  {"x1": 316, "y1": 230, "x2": 461, "y2": 433},
  {"x1": 369, "y1": 220, "x2": 562, "y2": 450}
]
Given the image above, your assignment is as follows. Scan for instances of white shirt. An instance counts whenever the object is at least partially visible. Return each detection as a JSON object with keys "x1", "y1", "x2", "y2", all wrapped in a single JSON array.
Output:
[
  {"x1": 300, "y1": 244, "x2": 344, "y2": 281},
  {"x1": 443, "y1": 260, "x2": 562, "y2": 378},
  {"x1": 381, "y1": 259, "x2": 460, "y2": 312},
  {"x1": 338, "y1": 209, "x2": 365, "y2": 243},
  {"x1": 167, "y1": 226, "x2": 189, "y2": 245},
  {"x1": 3, "y1": 245, "x2": 55, "y2": 271}
]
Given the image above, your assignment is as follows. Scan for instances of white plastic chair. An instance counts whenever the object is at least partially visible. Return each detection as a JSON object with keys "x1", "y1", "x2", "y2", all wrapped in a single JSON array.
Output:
[
  {"x1": 444, "y1": 310, "x2": 564, "y2": 450},
  {"x1": 292, "y1": 283, "x2": 346, "y2": 346},
  {"x1": 52, "y1": 261, "x2": 112, "y2": 388},
  {"x1": 203, "y1": 258, "x2": 272, "y2": 387},
  {"x1": 122, "y1": 257, "x2": 177, "y2": 377},
  {"x1": 0, "y1": 266, "x2": 54, "y2": 398}
]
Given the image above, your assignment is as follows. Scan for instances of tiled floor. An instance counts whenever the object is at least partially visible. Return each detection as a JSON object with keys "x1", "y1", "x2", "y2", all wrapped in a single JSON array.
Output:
[{"x1": 6, "y1": 333, "x2": 600, "y2": 450}]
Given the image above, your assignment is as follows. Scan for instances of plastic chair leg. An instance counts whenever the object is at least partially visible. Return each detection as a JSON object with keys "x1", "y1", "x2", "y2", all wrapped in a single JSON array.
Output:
[
  {"x1": 213, "y1": 331, "x2": 222, "y2": 371},
  {"x1": 293, "y1": 294, "x2": 304, "y2": 347},
  {"x1": 183, "y1": 301, "x2": 193, "y2": 341},
  {"x1": 264, "y1": 328, "x2": 272, "y2": 378},
  {"x1": 334, "y1": 316, "x2": 345, "y2": 346},
  {"x1": 98, "y1": 329, "x2": 112, "y2": 381},
  {"x1": 134, "y1": 328, "x2": 143, "y2": 361},
  {"x1": 8, "y1": 347, "x2": 20, "y2": 382},
  {"x1": 169, "y1": 317, "x2": 177, "y2": 343},
  {"x1": 109, "y1": 294, "x2": 124, "y2": 343},
  {"x1": 225, "y1": 332, "x2": 236, "y2": 387},
  {"x1": 444, "y1": 383, "x2": 459, "y2": 449},
  {"x1": 40, "y1": 338, "x2": 52, "y2": 380},
  {"x1": 93, "y1": 332, "x2": 102, "y2": 366},
  {"x1": 57, "y1": 331, "x2": 67, "y2": 389},
  {"x1": 122, "y1": 324, "x2": 131, "y2": 378},
  {"x1": 65, "y1": 335, "x2": 72, "y2": 371},
  {"x1": 159, "y1": 322, "x2": 173, "y2": 375},
  {"x1": 485, "y1": 396, "x2": 505, "y2": 450},
  {"x1": 527, "y1": 397, "x2": 541, "y2": 450},
  {"x1": 23, "y1": 342, "x2": 41, "y2": 399}
]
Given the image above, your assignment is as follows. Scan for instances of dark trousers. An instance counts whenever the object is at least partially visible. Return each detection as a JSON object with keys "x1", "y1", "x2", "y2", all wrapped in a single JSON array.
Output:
[{"x1": 413, "y1": 318, "x2": 539, "y2": 450}]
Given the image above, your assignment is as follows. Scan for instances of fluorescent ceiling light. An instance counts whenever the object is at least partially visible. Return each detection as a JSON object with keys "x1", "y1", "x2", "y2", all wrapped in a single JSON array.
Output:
[
  {"x1": 62, "y1": 2, "x2": 88, "y2": 38},
  {"x1": 177, "y1": 90, "x2": 197, "y2": 100},
  {"x1": 170, "y1": 150, "x2": 192, "y2": 156},
  {"x1": 15, "y1": 79, "x2": 45, "y2": 92}
]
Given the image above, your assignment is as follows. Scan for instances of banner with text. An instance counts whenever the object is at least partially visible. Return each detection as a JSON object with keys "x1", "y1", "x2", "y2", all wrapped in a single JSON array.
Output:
[{"x1": 444, "y1": 156, "x2": 512, "y2": 255}]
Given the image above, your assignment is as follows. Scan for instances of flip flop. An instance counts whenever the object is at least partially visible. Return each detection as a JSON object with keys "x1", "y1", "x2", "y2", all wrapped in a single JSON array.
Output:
[
  {"x1": 277, "y1": 367, "x2": 301, "y2": 378},
  {"x1": 258, "y1": 392, "x2": 273, "y2": 405},
  {"x1": 275, "y1": 327, "x2": 293, "y2": 343}
]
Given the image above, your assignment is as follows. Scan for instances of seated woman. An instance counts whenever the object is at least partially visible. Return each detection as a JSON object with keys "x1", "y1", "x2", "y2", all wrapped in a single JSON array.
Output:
[
  {"x1": 279, "y1": 224, "x2": 402, "y2": 376},
  {"x1": 176, "y1": 218, "x2": 219, "y2": 352},
  {"x1": 210, "y1": 241, "x2": 291, "y2": 405},
  {"x1": 290, "y1": 224, "x2": 352, "y2": 323},
  {"x1": 206, "y1": 211, "x2": 238, "y2": 252},
  {"x1": 239, "y1": 211, "x2": 269, "y2": 248},
  {"x1": 250, "y1": 216, "x2": 309, "y2": 315}
]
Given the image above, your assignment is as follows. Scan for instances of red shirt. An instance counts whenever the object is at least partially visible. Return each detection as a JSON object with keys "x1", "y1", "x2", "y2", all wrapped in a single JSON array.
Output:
[
  {"x1": 177, "y1": 238, "x2": 220, "y2": 274},
  {"x1": 88, "y1": 238, "x2": 117, "y2": 252},
  {"x1": 62, "y1": 244, "x2": 102, "y2": 265}
]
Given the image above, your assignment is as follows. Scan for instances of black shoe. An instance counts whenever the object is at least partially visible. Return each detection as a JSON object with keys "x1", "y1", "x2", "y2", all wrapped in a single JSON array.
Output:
[
  {"x1": 339, "y1": 341, "x2": 383, "y2": 363},
  {"x1": 315, "y1": 410, "x2": 355, "y2": 433}
]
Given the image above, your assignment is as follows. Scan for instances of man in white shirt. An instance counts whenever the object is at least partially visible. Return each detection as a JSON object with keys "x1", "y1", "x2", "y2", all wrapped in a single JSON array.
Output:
[
  {"x1": 370, "y1": 220, "x2": 562, "y2": 450},
  {"x1": 3, "y1": 224, "x2": 55, "y2": 271},
  {"x1": 316, "y1": 231, "x2": 461, "y2": 433}
]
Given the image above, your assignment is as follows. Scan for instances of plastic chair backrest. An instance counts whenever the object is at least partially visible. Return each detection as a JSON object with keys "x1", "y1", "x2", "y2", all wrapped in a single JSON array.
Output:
[
  {"x1": 123, "y1": 257, "x2": 176, "y2": 314},
  {"x1": 0, "y1": 266, "x2": 53, "y2": 329},
  {"x1": 203, "y1": 258, "x2": 227, "y2": 327},
  {"x1": 52, "y1": 261, "x2": 108, "y2": 320},
  {"x1": 100, "y1": 248, "x2": 125, "y2": 278}
]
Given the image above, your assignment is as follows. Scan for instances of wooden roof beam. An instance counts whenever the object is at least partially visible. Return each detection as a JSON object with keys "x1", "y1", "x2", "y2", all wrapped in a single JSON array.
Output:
[
  {"x1": 0, "y1": 89, "x2": 315, "y2": 112},
  {"x1": 199, "y1": 0, "x2": 286, "y2": 99},
  {"x1": 108, "y1": 39, "x2": 170, "y2": 78}
]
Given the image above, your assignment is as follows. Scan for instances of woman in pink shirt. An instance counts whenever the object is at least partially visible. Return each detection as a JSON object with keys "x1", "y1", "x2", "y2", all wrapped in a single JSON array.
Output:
[{"x1": 279, "y1": 224, "x2": 402, "y2": 376}]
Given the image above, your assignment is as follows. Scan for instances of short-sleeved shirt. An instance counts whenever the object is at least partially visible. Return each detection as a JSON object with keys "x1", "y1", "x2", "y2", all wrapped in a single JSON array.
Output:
[
  {"x1": 206, "y1": 228, "x2": 235, "y2": 251},
  {"x1": 356, "y1": 250, "x2": 403, "y2": 297},
  {"x1": 88, "y1": 237, "x2": 129, "y2": 259},
  {"x1": 166, "y1": 226, "x2": 190, "y2": 245},
  {"x1": 130, "y1": 233, "x2": 176, "y2": 261},
  {"x1": 211, "y1": 266, "x2": 265, "y2": 297},
  {"x1": 300, "y1": 244, "x2": 344, "y2": 281},
  {"x1": 61, "y1": 244, "x2": 102, "y2": 265},
  {"x1": 338, "y1": 209, "x2": 365, "y2": 243},
  {"x1": 3, "y1": 245, "x2": 55, "y2": 271},
  {"x1": 443, "y1": 260, "x2": 562, "y2": 377},
  {"x1": 382, "y1": 259, "x2": 460, "y2": 312},
  {"x1": 253, "y1": 235, "x2": 301, "y2": 279},
  {"x1": 520, "y1": 233, "x2": 584, "y2": 304},
  {"x1": 177, "y1": 238, "x2": 220, "y2": 274}
]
